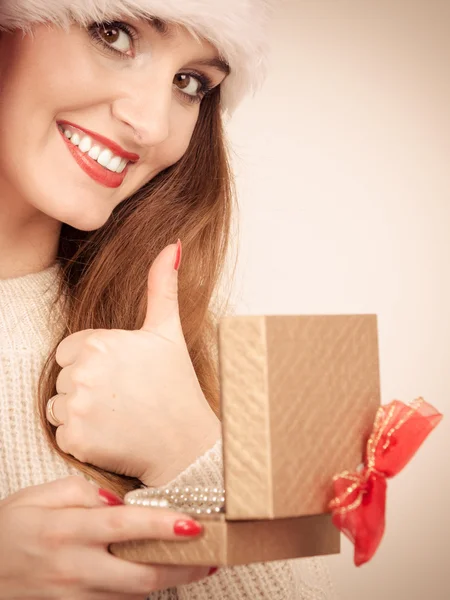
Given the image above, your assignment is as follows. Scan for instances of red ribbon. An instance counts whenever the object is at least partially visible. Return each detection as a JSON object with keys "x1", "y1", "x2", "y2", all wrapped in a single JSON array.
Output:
[{"x1": 329, "y1": 398, "x2": 443, "y2": 566}]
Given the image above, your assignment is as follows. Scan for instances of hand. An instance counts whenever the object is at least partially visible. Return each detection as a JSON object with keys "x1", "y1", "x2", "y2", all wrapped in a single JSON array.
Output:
[
  {"x1": 49, "y1": 242, "x2": 221, "y2": 486},
  {"x1": 0, "y1": 476, "x2": 210, "y2": 599}
]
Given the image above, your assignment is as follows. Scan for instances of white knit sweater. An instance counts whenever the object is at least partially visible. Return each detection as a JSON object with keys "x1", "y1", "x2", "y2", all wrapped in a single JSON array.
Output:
[{"x1": 0, "y1": 265, "x2": 337, "y2": 600}]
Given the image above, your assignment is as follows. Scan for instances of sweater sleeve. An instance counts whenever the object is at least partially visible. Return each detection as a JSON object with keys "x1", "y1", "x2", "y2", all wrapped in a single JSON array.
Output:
[
  {"x1": 163, "y1": 438, "x2": 224, "y2": 490},
  {"x1": 154, "y1": 440, "x2": 338, "y2": 600}
]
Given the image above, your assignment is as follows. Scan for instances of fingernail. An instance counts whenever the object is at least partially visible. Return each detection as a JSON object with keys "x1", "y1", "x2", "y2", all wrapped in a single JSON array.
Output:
[
  {"x1": 208, "y1": 567, "x2": 219, "y2": 577},
  {"x1": 173, "y1": 239, "x2": 182, "y2": 271},
  {"x1": 173, "y1": 519, "x2": 203, "y2": 537},
  {"x1": 99, "y1": 489, "x2": 124, "y2": 506}
]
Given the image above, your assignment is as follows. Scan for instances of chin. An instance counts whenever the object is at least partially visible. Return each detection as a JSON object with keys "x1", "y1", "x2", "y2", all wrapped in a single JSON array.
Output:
[
  {"x1": 63, "y1": 213, "x2": 111, "y2": 232},
  {"x1": 57, "y1": 202, "x2": 114, "y2": 232},
  {"x1": 29, "y1": 188, "x2": 116, "y2": 232}
]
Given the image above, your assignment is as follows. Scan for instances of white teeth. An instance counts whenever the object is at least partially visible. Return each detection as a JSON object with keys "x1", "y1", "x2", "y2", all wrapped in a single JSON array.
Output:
[
  {"x1": 97, "y1": 149, "x2": 113, "y2": 167},
  {"x1": 116, "y1": 158, "x2": 127, "y2": 174},
  {"x1": 60, "y1": 125, "x2": 131, "y2": 174},
  {"x1": 106, "y1": 155, "x2": 122, "y2": 172},
  {"x1": 78, "y1": 136, "x2": 92, "y2": 153},
  {"x1": 88, "y1": 145, "x2": 101, "y2": 160}
]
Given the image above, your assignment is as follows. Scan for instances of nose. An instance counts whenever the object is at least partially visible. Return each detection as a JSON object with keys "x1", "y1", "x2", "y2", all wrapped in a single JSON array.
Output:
[{"x1": 111, "y1": 79, "x2": 172, "y2": 148}]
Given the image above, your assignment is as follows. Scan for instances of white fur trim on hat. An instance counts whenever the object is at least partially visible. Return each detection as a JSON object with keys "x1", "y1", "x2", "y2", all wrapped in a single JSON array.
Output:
[{"x1": 0, "y1": 0, "x2": 275, "y2": 113}]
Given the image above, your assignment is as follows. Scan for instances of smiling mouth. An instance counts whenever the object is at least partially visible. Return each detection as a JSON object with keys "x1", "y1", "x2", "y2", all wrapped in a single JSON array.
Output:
[{"x1": 57, "y1": 121, "x2": 139, "y2": 189}]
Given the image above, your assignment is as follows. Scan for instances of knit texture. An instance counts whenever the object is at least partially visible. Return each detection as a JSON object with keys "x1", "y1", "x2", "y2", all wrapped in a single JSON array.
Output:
[{"x1": 0, "y1": 266, "x2": 337, "y2": 599}]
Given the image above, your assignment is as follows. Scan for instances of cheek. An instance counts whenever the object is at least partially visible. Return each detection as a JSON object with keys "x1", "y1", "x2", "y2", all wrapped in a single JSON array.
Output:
[
  {"x1": 1, "y1": 27, "x2": 89, "y2": 113},
  {"x1": 155, "y1": 110, "x2": 199, "y2": 170},
  {"x1": 0, "y1": 27, "x2": 126, "y2": 231},
  {"x1": 0, "y1": 25, "x2": 116, "y2": 138},
  {"x1": 0, "y1": 27, "x2": 103, "y2": 179}
]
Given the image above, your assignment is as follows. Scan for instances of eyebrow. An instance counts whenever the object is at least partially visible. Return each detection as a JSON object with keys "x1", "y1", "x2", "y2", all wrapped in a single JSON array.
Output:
[
  {"x1": 193, "y1": 57, "x2": 231, "y2": 76},
  {"x1": 146, "y1": 18, "x2": 231, "y2": 76},
  {"x1": 146, "y1": 17, "x2": 173, "y2": 38}
]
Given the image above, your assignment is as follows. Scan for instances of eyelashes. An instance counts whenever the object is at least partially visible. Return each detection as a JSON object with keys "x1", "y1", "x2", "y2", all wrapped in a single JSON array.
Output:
[
  {"x1": 87, "y1": 21, "x2": 215, "y2": 104},
  {"x1": 88, "y1": 21, "x2": 138, "y2": 58},
  {"x1": 177, "y1": 72, "x2": 215, "y2": 104}
]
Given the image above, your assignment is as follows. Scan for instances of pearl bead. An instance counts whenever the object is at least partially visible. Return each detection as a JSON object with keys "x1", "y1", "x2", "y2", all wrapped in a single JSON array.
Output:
[{"x1": 124, "y1": 486, "x2": 226, "y2": 515}]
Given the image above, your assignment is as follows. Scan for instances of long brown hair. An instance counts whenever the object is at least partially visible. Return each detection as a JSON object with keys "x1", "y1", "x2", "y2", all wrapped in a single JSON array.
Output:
[{"x1": 38, "y1": 88, "x2": 235, "y2": 497}]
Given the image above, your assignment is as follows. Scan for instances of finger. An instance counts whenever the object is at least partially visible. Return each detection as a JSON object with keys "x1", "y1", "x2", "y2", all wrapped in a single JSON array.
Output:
[
  {"x1": 56, "y1": 365, "x2": 77, "y2": 394},
  {"x1": 56, "y1": 329, "x2": 94, "y2": 367},
  {"x1": 81, "y1": 594, "x2": 146, "y2": 600},
  {"x1": 81, "y1": 551, "x2": 209, "y2": 595},
  {"x1": 56, "y1": 360, "x2": 101, "y2": 394},
  {"x1": 46, "y1": 394, "x2": 67, "y2": 426},
  {"x1": 55, "y1": 422, "x2": 89, "y2": 461},
  {"x1": 75, "y1": 506, "x2": 203, "y2": 545},
  {"x1": 141, "y1": 242, "x2": 182, "y2": 335},
  {"x1": 54, "y1": 423, "x2": 72, "y2": 456},
  {"x1": 9, "y1": 476, "x2": 114, "y2": 509}
]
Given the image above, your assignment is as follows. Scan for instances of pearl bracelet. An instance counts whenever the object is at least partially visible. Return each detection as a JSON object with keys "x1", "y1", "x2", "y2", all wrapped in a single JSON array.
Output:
[{"x1": 125, "y1": 486, "x2": 226, "y2": 516}]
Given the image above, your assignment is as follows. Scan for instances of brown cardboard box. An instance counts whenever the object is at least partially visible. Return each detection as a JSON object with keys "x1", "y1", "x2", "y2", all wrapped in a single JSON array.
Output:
[{"x1": 111, "y1": 315, "x2": 381, "y2": 566}]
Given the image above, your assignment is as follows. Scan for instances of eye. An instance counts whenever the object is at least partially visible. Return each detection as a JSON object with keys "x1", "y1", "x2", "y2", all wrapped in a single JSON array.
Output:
[
  {"x1": 98, "y1": 24, "x2": 132, "y2": 53},
  {"x1": 173, "y1": 73, "x2": 215, "y2": 104},
  {"x1": 174, "y1": 73, "x2": 204, "y2": 98},
  {"x1": 89, "y1": 22, "x2": 137, "y2": 57}
]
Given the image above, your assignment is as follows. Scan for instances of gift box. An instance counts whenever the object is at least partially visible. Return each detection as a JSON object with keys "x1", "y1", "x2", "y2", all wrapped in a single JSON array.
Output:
[{"x1": 111, "y1": 314, "x2": 381, "y2": 566}]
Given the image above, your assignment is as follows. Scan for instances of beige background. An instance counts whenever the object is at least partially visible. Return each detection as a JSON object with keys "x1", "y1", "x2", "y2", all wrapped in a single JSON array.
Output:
[{"x1": 226, "y1": 1, "x2": 449, "y2": 599}]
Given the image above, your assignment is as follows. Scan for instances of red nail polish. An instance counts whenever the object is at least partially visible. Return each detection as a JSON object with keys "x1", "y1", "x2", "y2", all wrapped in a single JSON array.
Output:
[
  {"x1": 173, "y1": 239, "x2": 182, "y2": 271},
  {"x1": 99, "y1": 489, "x2": 124, "y2": 506},
  {"x1": 173, "y1": 519, "x2": 203, "y2": 537},
  {"x1": 208, "y1": 567, "x2": 219, "y2": 577}
]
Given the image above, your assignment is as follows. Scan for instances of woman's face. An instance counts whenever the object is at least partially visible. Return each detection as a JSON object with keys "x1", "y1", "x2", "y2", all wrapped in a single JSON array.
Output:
[{"x1": 0, "y1": 20, "x2": 228, "y2": 231}]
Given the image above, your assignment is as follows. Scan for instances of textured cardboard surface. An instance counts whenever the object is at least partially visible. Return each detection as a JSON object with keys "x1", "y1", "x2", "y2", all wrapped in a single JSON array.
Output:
[
  {"x1": 111, "y1": 514, "x2": 340, "y2": 566},
  {"x1": 112, "y1": 314, "x2": 380, "y2": 566},
  {"x1": 221, "y1": 315, "x2": 381, "y2": 520}
]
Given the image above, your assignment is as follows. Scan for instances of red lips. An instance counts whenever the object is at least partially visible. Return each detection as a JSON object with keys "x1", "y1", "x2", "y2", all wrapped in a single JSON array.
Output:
[
  {"x1": 57, "y1": 121, "x2": 139, "y2": 189},
  {"x1": 58, "y1": 120, "x2": 140, "y2": 162}
]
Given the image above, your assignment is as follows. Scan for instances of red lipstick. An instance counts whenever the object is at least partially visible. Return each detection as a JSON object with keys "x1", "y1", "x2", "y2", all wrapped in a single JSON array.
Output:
[
  {"x1": 58, "y1": 120, "x2": 140, "y2": 162},
  {"x1": 57, "y1": 122, "x2": 139, "y2": 189}
]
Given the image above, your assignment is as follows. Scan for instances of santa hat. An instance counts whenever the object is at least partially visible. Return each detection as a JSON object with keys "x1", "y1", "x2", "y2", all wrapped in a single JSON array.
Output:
[{"x1": 0, "y1": 0, "x2": 275, "y2": 114}]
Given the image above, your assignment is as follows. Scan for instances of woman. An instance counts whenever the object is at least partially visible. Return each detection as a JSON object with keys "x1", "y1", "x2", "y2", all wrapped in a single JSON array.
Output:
[{"x1": 0, "y1": 0, "x2": 335, "y2": 598}]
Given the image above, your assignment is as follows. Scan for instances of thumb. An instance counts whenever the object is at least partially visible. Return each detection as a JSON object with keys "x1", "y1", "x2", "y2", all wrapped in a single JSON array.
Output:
[{"x1": 141, "y1": 240, "x2": 182, "y2": 334}]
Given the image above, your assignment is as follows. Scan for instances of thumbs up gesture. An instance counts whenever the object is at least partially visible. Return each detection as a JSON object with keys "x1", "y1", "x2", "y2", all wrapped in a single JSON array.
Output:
[{"x1": 48, "y1": 242, "x2": 221, "y2": 487}]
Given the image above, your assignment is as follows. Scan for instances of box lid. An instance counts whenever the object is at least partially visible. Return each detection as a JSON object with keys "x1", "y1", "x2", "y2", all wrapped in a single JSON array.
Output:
[{"x1": 218, "y1": 314, "x2": 380, "y2": 520}]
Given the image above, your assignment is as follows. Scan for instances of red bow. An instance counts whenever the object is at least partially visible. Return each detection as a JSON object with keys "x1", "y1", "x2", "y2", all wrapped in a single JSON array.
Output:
[{"x1": 329, "y1": 398, "x2": 442, "y2": 566}]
